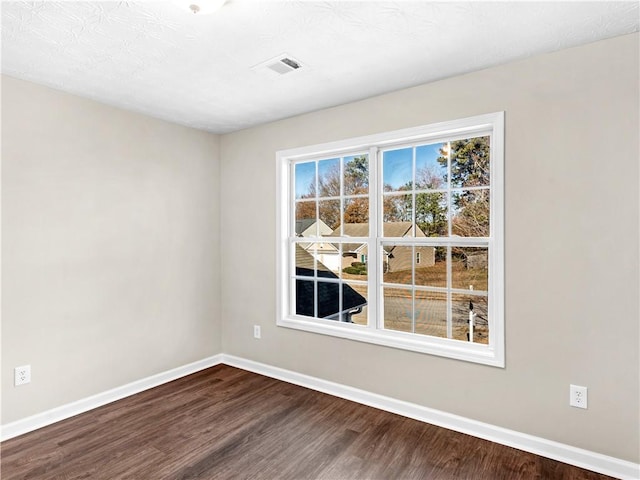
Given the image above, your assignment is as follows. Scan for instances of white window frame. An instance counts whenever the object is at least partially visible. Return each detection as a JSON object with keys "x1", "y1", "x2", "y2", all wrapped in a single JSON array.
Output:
[{"x1": 276, "y1": 112, "x2": 504, "y2": 367}]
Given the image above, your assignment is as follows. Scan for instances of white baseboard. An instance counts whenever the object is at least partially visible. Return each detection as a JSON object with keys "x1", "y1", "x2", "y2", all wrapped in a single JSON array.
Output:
[
  {"x1": 2, "y1": 353, "x2": 638, "y2": 479},
  {"x1": 0, "y1": 354, "x2": 223, "y2": 442},
  {"x1": 222, "y1": 354, "x2": 640, "y2": 480}
]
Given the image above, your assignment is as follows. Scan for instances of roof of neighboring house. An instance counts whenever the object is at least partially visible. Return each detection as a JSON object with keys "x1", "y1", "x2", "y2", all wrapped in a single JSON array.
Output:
[
  {"x1": 297, "y1": 241, "x2": 339, "y2": 254},
  {"x1": 339, "y1": 222, "x2": 370, "y2": 237},
  {"x1": 295, "y1": 218, "x2": 332, "y2": 237},
  {"x1": 329, "y1": 223, "x2": 368, "y2": 253},
  {"x1": 382, "y1": 221, "x2": 415, "y2": 238},
  {"x1": 295, "y1": 218, "x2": 317, "y2": 235},
  {"x1": 330, "y1": 222, "x2": 425, "y2": 253},
  {"x1": 295, "y1": 245, "x2": 367, "y2": 320}
]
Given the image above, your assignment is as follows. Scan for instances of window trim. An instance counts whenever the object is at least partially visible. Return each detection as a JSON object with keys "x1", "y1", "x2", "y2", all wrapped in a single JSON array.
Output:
[{"x1": 276, "y1": 112, "x2": 504, "y2": 367}]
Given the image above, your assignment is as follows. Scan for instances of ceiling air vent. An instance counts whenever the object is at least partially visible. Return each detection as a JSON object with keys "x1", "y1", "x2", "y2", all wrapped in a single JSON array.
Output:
[{"x1": 252, "y1": 54, "x2": 304, "y2": 76}]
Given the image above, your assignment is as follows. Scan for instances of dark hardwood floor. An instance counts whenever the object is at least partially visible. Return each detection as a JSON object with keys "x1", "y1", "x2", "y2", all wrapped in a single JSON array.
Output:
[{"x1": 1, "y1": 365, "x2": 615, "y2": 479}]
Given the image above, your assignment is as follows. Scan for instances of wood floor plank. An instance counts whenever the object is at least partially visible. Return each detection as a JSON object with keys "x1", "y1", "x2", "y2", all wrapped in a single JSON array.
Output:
[{"x1": 0, "y1": 365, "x2": 616, "y2": 480}]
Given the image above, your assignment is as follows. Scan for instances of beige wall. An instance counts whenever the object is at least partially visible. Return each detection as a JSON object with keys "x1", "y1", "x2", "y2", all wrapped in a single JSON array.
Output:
[
  {"x1": 1, "y1": 76, "x2": 221, "y2": 423},
  {"x1": 220, "y1": 33, "x2": 639, "y2": 462}
]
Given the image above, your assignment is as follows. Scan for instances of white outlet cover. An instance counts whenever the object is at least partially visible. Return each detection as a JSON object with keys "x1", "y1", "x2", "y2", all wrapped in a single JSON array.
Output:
[
  {"x1": 15, "y1": 365, "x2": 31, "y2": 386},
  {"x1": 569, "y1": 384, "x2": 588, "y2": 409},
  {"x1": 254, "y1": 325, "x2": 261, "y2": 339}
]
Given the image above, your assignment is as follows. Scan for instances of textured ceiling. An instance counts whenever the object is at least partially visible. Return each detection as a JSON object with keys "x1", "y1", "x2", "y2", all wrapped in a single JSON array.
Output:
[{"x1": 2, "y1": 1, "x2": 638, "y2": 133}]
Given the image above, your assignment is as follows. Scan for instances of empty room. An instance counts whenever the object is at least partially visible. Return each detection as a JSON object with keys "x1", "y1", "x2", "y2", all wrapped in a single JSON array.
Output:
[{"x1": 1, "y1": 1, "x2": 639, "y2": 479}]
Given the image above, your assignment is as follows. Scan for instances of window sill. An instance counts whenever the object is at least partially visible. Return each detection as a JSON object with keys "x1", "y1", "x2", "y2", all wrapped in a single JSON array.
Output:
[{"x1": 277, "y1": 316, "x2": 505, "y2": 368}]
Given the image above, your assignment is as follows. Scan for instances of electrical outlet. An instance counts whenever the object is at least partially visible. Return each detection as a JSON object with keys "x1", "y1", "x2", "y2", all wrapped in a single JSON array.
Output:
[
  {"x1": 254, "y1": 325, "x2": 261, "y2": 339},
  {"x1": 569, "y1": 384, "x2": 588, "y2": 409},
  {"x1": 15, "y1": 365, "x2": 31, "y2": 386}
]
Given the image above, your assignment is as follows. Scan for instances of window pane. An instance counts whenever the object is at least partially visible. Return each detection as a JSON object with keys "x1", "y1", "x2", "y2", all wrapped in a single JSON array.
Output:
[
  {"x1": 383, "y1": 287, "x2": 413, "y2": 333},
  {"x1": 313, "y1": 242, "x2": 340, "y2": 278},
  {"x1": 318, "y1": 158, "x2": 340, "y2": 198},
  {"x1": 416, "y1": 143, "x2": 447, "y2": 189},
  {"x1": 342, "y1": 282, "x2": 367, "y2": 325},
  {"x1": 295, "y1": 201, "x2": 317, "y2": 236},
  {"x1": 382, "y1": 194, "x2": 412, "y2": 236},
  {"x1": 294, "y1": 243, "x2": 340, "y2": 279},
  {"x1": 295, "y1": 279, "x2": 315, "y2": 318},
  {"x1": 415, "y1": 192, "x2": 447, "y2": 237},
  {"x1": 294, "y1": 244, "x2": 315, "y2": 277},
  {"x1": 295, "y1": 162, "x2": 316, "y2": 199},
  {"x1": 341, "y1": 243, "x2": 367, "y2": 281},
  {"x1": 343, "y1": 197, "x2": 368, "y2": 226},
  {"x1": 317, "y1": 281, "x2": 340, "y2": 320},
  {"x1": 383, "y1": 148, "x2": 412, "y2": 192},
  {"x1": 344, "y1": 155, "x2": 369, "y2": 195},
  {"x1": 415, "y1": 291, "x2": 448, "y2": 338},
  {"x1": 383, "y1": 245, "x2": 413, "y2": 284},
  {"x1": 449, "y1": 136, "x2": 490, "y2": 188},
  {"x1": 414, "y1": 248, "x2": 445, "y2": 288},
  {"x1": 452, "y1": 294, "x2": 488, "y2": 344},
  {"x1": 451, "y1": 189, "x2": 490, "y2": 237},
  {"x1": 319, "y1": 199, "x2": 341, "y2": 233},
  {"x1": 452, "y1": 247, "x2": 488, "y2": 291},
  {"x1": 317, "y1": 282, "x2": 340, "y2": 320},
  {"x1": 314, "y1": 242, "x2": 341, "y2": 276}
]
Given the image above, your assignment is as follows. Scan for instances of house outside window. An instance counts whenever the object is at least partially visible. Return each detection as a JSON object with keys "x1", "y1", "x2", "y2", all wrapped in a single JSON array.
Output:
[{"x1": 277, "y1": 112, "x2": 504, "y2": 367}]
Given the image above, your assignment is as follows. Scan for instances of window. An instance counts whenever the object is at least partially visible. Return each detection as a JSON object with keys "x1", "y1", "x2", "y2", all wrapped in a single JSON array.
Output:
[{"x1": 277, "y1": 112, "x2": 504, "y2": 366}]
